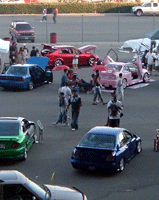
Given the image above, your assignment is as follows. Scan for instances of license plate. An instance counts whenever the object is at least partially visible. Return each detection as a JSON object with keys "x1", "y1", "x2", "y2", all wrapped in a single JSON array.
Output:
[{"x1": 0, "y1": 144, "x2": 5, "y2": 149}]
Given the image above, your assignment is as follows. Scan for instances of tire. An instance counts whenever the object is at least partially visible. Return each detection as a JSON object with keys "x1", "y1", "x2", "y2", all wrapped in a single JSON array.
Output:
[
  {"x1": 28, "y1": 81, "x2": 34, "y2": 90},
  {"x1": 136, "y1": 10, "x2": 142, "y2": 17},
  {"x1": 136, "y1": 141, "x2": 142, "y2": 154},
  {"x1": 22, "y1": 146, "x2": 27, "y2": 160},
  {"x1": 118, "y1": 158, "x2": 125, "y2": 172},
  {"x1": 122, "y1": 78, "x2": 127, "y2": 89},
  {"x1": 54, "y1": 60, "x2": 63, "y2": 67},
  {"x1": 88, "y1": 57, "x2": 95, "y2": 66},
  {"x1": 143, "y1": 73, "x2": 149, "y2": 83}
]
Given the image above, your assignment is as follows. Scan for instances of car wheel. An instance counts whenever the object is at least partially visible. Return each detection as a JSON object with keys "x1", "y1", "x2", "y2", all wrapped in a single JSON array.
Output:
[
  {"x1": 136, "y1": 10, "x2": 142, "y2": 17},
  {"x1": 122, "y1": 78, "x2": 127, "y2": 89},
  {"x1": 136, "y1": 141, "x2": 142, "y2": 154},
  {"x1": 143, "y1": 73, "x2": 149, "y2": 83},
  {"x1": 22, "y1": 146, "x2": 28, "y2": 160},
  {"x1": 54, "y1": 60, "x2": 63, "y2": 66},
  {"x1": 28, "y1": 81, "x2": 34, "y2": 90},
  {"x1": 88, "y1": 57, "x2": 95, "y2": 66},
  {"x1": 118, "y1": 158, "x2": 125, "y2": 171}
]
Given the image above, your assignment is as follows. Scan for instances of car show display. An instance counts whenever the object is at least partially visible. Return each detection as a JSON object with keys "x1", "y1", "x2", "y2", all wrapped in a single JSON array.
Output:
[
  {"x1": 71, "y1": 126, "x2": 142, "y2": 172},
  {"x1": 41, "y1": 44, "x2": 99, "y2": 68}
]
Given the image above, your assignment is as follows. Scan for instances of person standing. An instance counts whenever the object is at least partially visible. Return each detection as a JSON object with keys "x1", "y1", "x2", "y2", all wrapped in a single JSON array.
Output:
[
  {"x1": 107, "y1": 95, "x2": 122, "y2": 128},
  {"x1": 40, "y1": 8, "x2": 47, "y2": 23},
  {"x1": 145, "y1": 48, "x2": 154, "y2": 75},
  {"x1": 116, "y1": 73, "x2": 124, "y2": 105},
  {"x1": 17, "y1": 47, "x2": 25, "y2": 64},
  {"x1": 53, "y1": 7, "x2": 58, "y2": 24},
  {"x1": 61, "y1": 82, "x2": 72, "y2": 103},
  {"x1": 52, "y1": 92, "x2": 68, "y2": 126},
  {"x1": 22, "y1": 43, "x2": 29, "y2": 63},
  {"x1": 66, "y1": 89, "x2": 82, "y2": 131},
  {"x1": 60, "y1": 69, "x2": 68, "y2": 87},
  {"x1": 154, "y1": 50, "x2": 159, "y2": 76},
  {"x1": 72, "y1": 48, "x2": 79, "y2": 75},
  {"x1": 30, "y1": 46, "x2": 37, "y2": 57},
  {"x1": 9, "y1": 50, "x2": 17, "y2": 65},
  {"x1": 92, "y1": 70, "x2": 106, "y2": 105}
]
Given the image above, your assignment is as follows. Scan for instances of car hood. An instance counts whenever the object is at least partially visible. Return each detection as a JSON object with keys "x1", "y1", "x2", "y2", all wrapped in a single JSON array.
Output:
[
  {"x1": 79, "y1": 45, "x2": 97, "y2": 53},
  {"x1": 27, "y1": 57, "x2": 49, "y2": 71},
  {"x1": 45, "y1": 185, "x2": 86, "y2": 200}
]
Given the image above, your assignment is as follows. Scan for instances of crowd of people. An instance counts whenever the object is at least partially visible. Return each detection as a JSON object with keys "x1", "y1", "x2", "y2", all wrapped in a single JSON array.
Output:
[
  {"x1": 52, "y1": 66, "x2": 124, "y2": 131},
  {"x1": 9, "y1": 42, "x2": 41, "y2": 65}
]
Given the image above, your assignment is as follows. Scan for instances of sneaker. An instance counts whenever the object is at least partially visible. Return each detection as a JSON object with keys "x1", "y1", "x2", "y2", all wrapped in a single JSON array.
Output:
[
  {"x1": 103, "y1": 102, "x2": 107, "y2": 105},
  {"x1": 63, "y1": 123, "x2": 69, "y2": 126},
  {"x1": 71, "y1": 128, "x2": 75, "y2": 131},
  {"x1": 40, "y1": 20, "x2": 43, "y2": 22},
  {"x1": 92, "y1": 102, "x2": 97, "y2": 105}
]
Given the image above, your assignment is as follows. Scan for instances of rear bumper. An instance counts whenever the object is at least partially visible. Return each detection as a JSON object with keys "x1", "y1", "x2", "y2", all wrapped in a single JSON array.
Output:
[
  {"x1": 71, "y1": 159, "x2": 118, "y2": 171},
  {"x1": 0, "y1": 81, "x2": 28, "y2": 89},
  {"x1": 0, "y1": 147, "x2": 24, "y2": 160}
]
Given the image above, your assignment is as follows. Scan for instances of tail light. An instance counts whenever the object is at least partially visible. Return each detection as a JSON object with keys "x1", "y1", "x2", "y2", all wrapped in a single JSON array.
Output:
[
  {"x1": 73, "y1": 149, "x2": 83, "y2": 159},
  {"x1": 11, "y1": 142, "x2": 19, "y2": 148},
  {"x1": 106, "y1": 152, "x2": 116, "y2": 161},
  {"x1": 0, "y1": 77, "x2": 25, "y2": 81}
]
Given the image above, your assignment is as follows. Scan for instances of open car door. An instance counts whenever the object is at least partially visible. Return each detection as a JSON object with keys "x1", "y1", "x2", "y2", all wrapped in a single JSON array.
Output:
[{"x1": 102, "y1": 49, "x2": 118, "y2": 65}]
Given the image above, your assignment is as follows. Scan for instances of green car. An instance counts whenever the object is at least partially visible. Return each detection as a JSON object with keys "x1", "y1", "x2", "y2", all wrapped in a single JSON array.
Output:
[{"x1": 0, "y1": 117, "x2": 36, "y2": 160}]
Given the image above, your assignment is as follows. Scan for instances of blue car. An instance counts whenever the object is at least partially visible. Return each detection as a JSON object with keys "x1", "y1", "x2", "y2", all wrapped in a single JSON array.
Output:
[
  {"x1": 71, "y1": 126, "x2": 141, "y2": 172},
  {"x1": 0, "y1": 57, "x2": 53, "y2": 90}
]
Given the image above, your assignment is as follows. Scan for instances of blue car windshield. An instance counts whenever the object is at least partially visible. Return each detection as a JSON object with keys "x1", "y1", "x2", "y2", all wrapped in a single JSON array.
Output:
[
  {"x1": 79, "y1": 133, "x2": 116, "y2": 149},
  {"x1": 0, "y1": 121, "x2": 19, "y2": 136},
  {"x1": 6, "y1": 66, "x2": 27, "y2": 75},
  {"x1": 106, "y1": 64, "x2": 122, "y2": 72}
]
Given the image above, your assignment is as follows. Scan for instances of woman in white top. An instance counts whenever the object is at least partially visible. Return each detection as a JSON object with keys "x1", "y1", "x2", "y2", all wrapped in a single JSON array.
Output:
[{"x1": 72, "y1": 48, "x2": 79, "y2": 75}]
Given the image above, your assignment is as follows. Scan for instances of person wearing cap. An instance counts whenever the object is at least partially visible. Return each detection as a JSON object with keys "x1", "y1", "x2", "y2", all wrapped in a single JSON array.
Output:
[
  {"x1": 22, "y1": 43, "x2": 29, "y2": 63},
  {"x1": 66, "y1": 89, "x2": 82, "y2": 131}
]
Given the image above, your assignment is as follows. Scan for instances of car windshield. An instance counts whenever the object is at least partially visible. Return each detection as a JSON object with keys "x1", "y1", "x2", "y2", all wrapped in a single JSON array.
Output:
[
  {"x1": 16, "y1": 24, "x2": 32, "y2": 30},
  {"x1": 25, "y1": 179, "x2": 50, "y2": 200},
  {"x1": 0, "y1": 121, "x2": 19, "y2": 136},
  {"x1": 79, "y1": 133, "x2": 116, "y2": 149},
  {"x1": 106, "y1": 64, "x2": 122, "y2": 72},
  {"x1": 6, "y1": 66, "x2": 27, "y2": 75}
]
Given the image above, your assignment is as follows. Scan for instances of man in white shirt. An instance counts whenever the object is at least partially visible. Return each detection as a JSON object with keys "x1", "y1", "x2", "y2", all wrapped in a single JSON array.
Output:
[
  {"x1": 145, "y1": 48, "x2": 154, "y2": 75},
  {"x1": 61, "y1": 82, "x2": 72, "y2": 103}
]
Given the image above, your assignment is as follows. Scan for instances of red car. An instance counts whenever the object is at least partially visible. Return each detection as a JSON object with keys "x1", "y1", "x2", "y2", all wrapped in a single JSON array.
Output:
[{"x1": 41, "y1": 44, "x2": 99, "y2": 68}]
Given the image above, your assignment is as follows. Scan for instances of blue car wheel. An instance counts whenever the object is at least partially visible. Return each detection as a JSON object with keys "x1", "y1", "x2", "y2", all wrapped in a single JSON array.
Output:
[
  {"x1": 28, "y1": 81, "x2": 34, "y2": 90},
  {"x1": 118, "y1": 158, "x2": 125, "y2": 172}
]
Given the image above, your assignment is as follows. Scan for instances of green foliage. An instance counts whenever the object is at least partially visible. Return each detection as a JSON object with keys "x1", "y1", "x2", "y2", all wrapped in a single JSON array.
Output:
[{"x1": 0, "y1": 2, "x2": 142, "y2": 14}]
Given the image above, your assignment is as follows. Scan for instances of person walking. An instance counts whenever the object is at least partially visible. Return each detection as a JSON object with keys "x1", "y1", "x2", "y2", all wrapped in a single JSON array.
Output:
[
  {"x1": 40, "y1": 8, "x2": 47, "y2": 23},
  {"x1": 61, "y1": 82, "x2": 72, "y2": 103},
  {"x1": 107, "y1": 95, "x2": 122, "y2": 128},
  {"x1": 30, "y1": 46, "x2": 37, "y2": 57},
  {"x1": 92, "y1": 70, "x2": 106, "y2": 105},
  {"x1": 52, "y1": 92, "x2": 68, "y2": 126},
  {"x1": 53, "y1": 7, "x2": 58, "y2": 24},
  {"x1": 66, "y1": 89, "x2": 82, "y2": 131},
  {"x1": 60, "y1": 69, "x2": 68, "y2": 87},
  {"x1": 116, "y1": 73, "x2": 124, "y2": 105}
]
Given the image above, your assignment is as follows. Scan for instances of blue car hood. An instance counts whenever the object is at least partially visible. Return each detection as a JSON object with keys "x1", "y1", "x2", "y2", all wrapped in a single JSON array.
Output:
[{"x1": 27, "y1": 57, "x2": 49, "y2": 71}]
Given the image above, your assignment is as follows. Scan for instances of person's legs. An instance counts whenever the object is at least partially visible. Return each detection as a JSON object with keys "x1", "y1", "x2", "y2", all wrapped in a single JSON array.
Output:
[{"x1": 93, "y1": 87, "x2": 98, "y2": 104}]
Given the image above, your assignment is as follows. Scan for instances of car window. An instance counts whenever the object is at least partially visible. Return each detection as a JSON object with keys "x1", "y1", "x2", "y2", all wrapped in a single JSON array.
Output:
[
  {"x1": 6, "y1": 66, "x2": 27, "y2": 76},
  {"x1": 60, "y1": 48, "x2": 71, "y2": 54},
  {"x1": 123, "y1": 65, "x2": 130, "y2": 72},
  {"x1": 153, "y1": 3, "x2": 158, "y2": 7},
  {"x1": 145, "y1": 3, "x2": 151, "y2": 7},
  {"x1": 106, "y1": 64, "x2": 122, "y2": 72},
  {"x1": 3, "y1": 184, "x2": 37, "y2": 200},
  {"x1": 16, "y1": 24, "x2": 31, "y2": 30},
  {"x1": 128, "y1": 64, "x2": 137, "y2": 72},
  {"x1": 123, "y1": 131, "x2": 133, "y2": 142},
  {"x1": 79, "y1": 133, "x2": 116, "y2": 149},
  {"x1": 0, "y1": 121, "x2": 19, "y2": 136},
  {"x1": 119, "y1": 131, "x2": 132, "y2": 148}
]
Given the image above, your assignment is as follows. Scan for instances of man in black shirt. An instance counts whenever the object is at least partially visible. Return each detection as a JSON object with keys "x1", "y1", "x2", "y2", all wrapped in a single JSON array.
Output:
[
  {"x1": 66, "y1": 89, "x2": 82, "y2": 131},
  {"x1": 30, "y1": 46, "x2": 37, "y2": 57}
]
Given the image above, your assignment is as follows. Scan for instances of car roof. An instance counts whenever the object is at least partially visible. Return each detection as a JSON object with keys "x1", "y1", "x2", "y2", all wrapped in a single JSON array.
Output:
[
  {"x1": 0, "y1": 170, "x2": 27, "y2": 184},
  {"x1": 53, "y1": 45, "x2": 74, "y2": 49},
  {"x1": 10, "y1": 64, "x2": 36, "y2": 67},
  {"x1": 0, "y1": 117, "x2": 23, "y2": 122},
  {"x1": 88, "y1": 126, "x2": 125, "y2": 136},
  {"x1": 12, "y1": 21, "x2": 29, "y2": 25}
]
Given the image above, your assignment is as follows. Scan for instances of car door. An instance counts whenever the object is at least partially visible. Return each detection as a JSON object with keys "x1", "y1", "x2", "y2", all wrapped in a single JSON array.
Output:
[
  {"x1": 144, "y1": 3, "x2": 152, "y2": 14},
  {"x1": 21, "y1": 119, "x2": 34, "y2": 146},
  {"x1": 153, "y1": 3, "x2": 158, "y2": 13},
  {"x1": 29, "y1": 66, "x2": 39, "y2": 85},
  {"x1": 35, "y1": 66, "x2": 45, "y2": 84},
  {"x1": 59, "y1": 48, "x2": 73, "y2": 66},
  {"x1": 123, "y1": 130, "x2": 136, "y2": 158},
  {"x1": 122, "y1": 64, "x2": 133, "y2": 84}
]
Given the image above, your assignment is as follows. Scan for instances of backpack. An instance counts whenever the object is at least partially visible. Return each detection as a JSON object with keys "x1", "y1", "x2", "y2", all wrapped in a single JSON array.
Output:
[{"x1": 110, "y1": 103, "x2": 119, "y2": 117}]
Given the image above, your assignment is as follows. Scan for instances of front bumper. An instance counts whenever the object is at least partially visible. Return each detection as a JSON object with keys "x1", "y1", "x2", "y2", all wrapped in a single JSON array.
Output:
[{"x1": 18, "y1": 35, "x2": 35, "y2": 41}]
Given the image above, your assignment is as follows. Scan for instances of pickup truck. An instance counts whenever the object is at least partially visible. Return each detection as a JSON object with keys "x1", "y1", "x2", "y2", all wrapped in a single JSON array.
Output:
[{"x1": 132, "y1": 2, "x2": 159, "y2": 16}]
